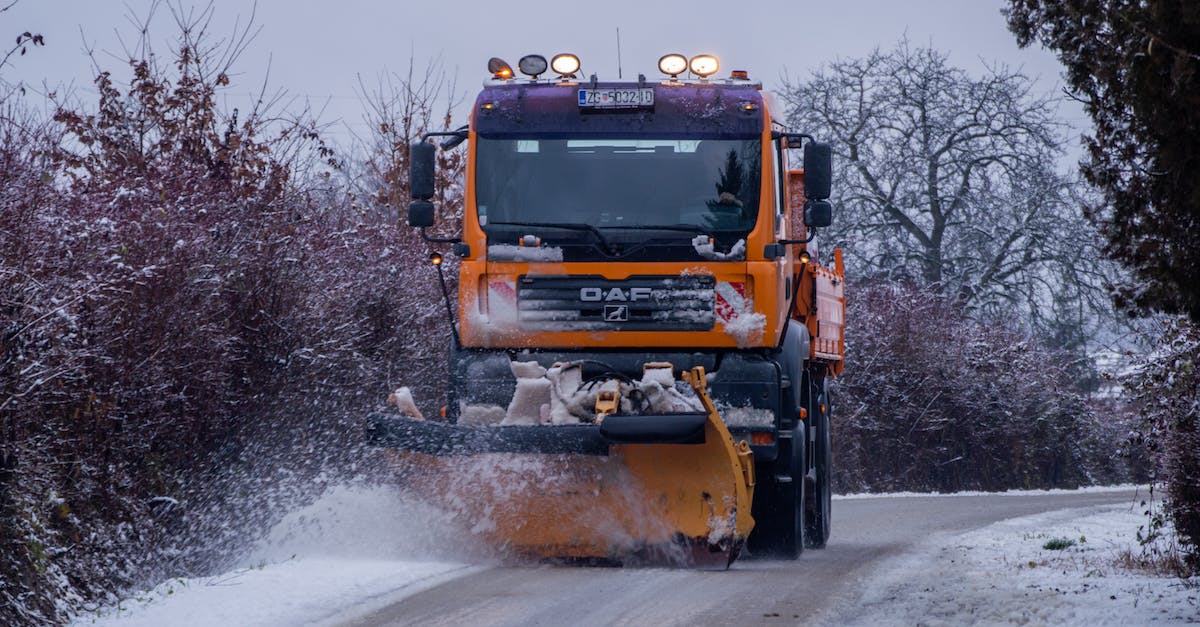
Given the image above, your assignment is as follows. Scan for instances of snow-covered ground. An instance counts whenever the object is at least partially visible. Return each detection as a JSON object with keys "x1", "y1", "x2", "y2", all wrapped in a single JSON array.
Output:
[
  {"x1": 68, "y1": 559, "x2": 478, "y2": 627},
  {"x1": 840, "y1": 502, "x2": 1199, "y2": 625},
  {"x1": 71, "y1": 485, "x2": 1197, "y2": 626},
  {"x1": 69, "y1": 484, "x2": 484, "y2": 627}
]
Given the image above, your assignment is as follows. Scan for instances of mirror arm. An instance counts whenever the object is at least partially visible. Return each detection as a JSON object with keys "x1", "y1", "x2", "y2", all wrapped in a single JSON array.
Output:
[
  {"x1": 774, "y1": 131, "x2": 814, "y2": 144},
  {"x1": 420, "y1": 129, "x2": 465, "y2": 141},
  {"x1": 779, "y1": 227, "x2": 816, "y2": 245},
  {"x1": 422, "y1": 126, "x2": 470, "y2": 150}
]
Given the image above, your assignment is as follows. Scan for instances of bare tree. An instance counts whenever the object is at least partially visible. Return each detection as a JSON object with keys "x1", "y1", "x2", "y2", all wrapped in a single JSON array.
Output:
[
  {"x1": 0, "y1": 0, "x2": 46, "y2": 101},
  {"x1": 344, "y1": 57, "x2": 464, "y2": 228},
  {"x1": 782, "y1": 41, "x2": 1108, "y2": 333}
]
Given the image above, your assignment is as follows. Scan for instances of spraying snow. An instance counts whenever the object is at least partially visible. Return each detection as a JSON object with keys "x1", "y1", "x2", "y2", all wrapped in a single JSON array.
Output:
[
  {"x1": 385, "y1": 447, "x2": 695, "y2": 566},
  {"x1": 70, "y1": 484, "x2": 481, "y2": 627}
]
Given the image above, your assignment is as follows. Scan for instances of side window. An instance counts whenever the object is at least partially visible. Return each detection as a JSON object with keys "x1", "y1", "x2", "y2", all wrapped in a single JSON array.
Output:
[
  {"x1": 771, "y1": 140, "x2": 785, "y2": 216},
  {"x1": 772, "y1": 140, "x2": 788, "y2": 240}
]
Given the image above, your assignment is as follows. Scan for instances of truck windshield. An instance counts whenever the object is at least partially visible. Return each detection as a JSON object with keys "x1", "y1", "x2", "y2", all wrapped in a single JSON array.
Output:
[{"x1": 475, "y1": 137, "x2": 761, "y2": 236}]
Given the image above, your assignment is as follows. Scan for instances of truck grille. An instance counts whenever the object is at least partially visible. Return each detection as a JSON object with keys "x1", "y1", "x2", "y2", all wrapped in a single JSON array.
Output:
[{"x1": 517, "y1": 275, "x2": 715, "y2": 331}]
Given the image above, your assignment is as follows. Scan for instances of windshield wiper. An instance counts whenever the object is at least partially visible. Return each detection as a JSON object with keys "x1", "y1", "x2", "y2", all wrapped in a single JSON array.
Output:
[
  {"x1": 485, "y1": 221, "x2": 615, "y2": 255},
  {"x1": 597, "y1": 223, "x2": 718, "y2": 240}
]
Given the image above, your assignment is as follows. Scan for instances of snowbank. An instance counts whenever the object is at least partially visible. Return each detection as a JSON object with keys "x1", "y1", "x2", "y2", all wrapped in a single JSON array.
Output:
[{"x1": 838, "y1": 501, "x2": 1199, "y2": 625}]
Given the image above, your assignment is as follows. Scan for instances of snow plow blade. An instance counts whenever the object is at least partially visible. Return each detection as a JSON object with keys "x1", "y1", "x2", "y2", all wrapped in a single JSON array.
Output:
[{"x1": 367, "y1": 367, "x2": 755, "y2": 568}]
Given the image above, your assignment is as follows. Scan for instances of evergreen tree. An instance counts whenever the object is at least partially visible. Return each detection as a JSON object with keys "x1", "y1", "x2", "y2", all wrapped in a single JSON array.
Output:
[{"x1": 1007, "y1": 0, "x2": 1200, "y2": 321}]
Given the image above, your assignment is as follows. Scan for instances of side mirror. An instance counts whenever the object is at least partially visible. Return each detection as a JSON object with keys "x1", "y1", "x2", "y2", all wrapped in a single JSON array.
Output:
[
  {"x1": 803, "y1": 142, "x2": 832, "y2": 200},
  {"x1": 804, "y1": 200, "x2": 833, "y2": 228},
  {"x1": 410, "y1": 142, "x2": 436, "y2": 200},
  {"x1": 408, "y1": 200, "x2": 435, "y2": 228}
]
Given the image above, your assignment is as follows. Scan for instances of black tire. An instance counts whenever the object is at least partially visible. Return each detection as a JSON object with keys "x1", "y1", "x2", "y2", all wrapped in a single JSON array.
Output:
[
  {"x1": 805, "y1": 382, "x2": 832, "y2": 548},
  {"x1": 747, "y1": 425, "x2": 806, "y2": 559}
]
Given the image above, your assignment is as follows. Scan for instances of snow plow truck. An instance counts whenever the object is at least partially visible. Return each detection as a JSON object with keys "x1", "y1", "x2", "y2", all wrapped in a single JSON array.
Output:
[{"x1": 366, "y1": 53, "x2": 845, "y2": 568}]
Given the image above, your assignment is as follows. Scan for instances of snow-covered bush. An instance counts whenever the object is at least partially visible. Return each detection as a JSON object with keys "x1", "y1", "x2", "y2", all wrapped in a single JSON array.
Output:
[{"x1": 832, "y1": 281, "x2": 1136, "y2": 493}]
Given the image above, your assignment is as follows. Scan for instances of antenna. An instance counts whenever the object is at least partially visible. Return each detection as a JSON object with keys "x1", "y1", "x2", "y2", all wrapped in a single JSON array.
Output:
[{"x1": 616, "y1": 27, "x2": 623, "y2": 79}]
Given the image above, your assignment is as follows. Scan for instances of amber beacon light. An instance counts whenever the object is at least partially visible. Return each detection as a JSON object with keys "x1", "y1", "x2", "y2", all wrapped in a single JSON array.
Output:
[{"x1": 488, "y1": 57, "x2": 513, "y2": 79}]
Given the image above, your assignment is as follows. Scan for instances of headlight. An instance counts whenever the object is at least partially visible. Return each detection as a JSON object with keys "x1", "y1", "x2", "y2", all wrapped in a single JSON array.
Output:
[
  {"x1": 689, "y1": 55, "x2": 719, "y2": 78},
  {"x1": 551, "y1": 53, "x2": 580, "y2": 77},
  {"x1": 658, "y1": 53, "x2": 688, "y2": 78}
]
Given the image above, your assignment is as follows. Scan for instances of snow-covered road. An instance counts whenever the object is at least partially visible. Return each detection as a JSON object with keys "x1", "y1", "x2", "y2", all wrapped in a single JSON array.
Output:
[{"x1": 72, "y1": 486, "x2": 1197, "y2": 626}]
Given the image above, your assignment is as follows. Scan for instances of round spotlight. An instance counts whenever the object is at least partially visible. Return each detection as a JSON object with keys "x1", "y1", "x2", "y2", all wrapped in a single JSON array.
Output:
[
  {"x1": 518, "y1": 54, "x2": 548, "y2": 78},
  {"x1": 658, "y1": 53, "x2": 687, "y2": 78},
  {"x1": 550, "y1": 53, "x2": 580, "y2": 77},
  {"x1": 689, "y1": 54, "x2": 719, "y2": 78}
]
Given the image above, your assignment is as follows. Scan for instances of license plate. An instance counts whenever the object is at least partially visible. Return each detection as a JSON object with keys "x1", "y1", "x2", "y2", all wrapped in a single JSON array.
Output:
[{"x1": 577, "y1": 88, "x2": 654, "y2": 108}]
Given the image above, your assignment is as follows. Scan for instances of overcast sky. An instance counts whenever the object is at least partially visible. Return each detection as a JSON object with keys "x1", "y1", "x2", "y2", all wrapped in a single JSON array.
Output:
[{"x1": 2, "y1": 0, "x2": 1083, "y2": 148}]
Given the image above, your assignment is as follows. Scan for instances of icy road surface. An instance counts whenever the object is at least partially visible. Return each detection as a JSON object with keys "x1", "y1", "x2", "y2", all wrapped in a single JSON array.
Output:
[{"x1": 76, "y1": 486, "x2": 1197, "y2": 626}]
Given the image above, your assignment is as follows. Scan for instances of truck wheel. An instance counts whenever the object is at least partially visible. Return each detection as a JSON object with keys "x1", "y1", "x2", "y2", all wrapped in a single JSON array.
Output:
[
  {"x1": 747, "y1": 425, "x2": 806, "y2": 559},
  {"x1": 805, "y1": 387, "x2": 832, "y2": 548}
]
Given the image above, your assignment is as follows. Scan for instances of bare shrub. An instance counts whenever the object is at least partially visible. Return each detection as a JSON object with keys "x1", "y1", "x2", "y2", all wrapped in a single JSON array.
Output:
[{"x1": 0, "y1": 6, "x2": 457, "y2": 621}]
